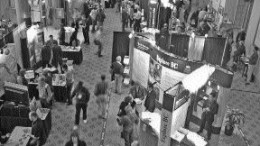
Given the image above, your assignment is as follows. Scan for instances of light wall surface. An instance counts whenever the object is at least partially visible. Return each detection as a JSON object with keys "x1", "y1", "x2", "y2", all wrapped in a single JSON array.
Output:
[{"x1": 245, "y1": 0, "x2": 260, "y2": 83}]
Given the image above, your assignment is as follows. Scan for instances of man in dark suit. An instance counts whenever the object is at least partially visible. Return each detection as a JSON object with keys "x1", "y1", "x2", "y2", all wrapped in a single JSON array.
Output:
[
  {"x1": 144, "y1": 83, "x2": 156, "y2": 113},
  {"x1": 41, "y1": 45, "x2": 52, "y2": 68},
  {"x1": 197, "y1": 92, "x2": 219, "y2": 140},
  {"x1": 46, "y1": 35, "x2": 58, "y2": 47},
  {"x1": 51, "y1": 43, "x2": 62, "y2": 68}
]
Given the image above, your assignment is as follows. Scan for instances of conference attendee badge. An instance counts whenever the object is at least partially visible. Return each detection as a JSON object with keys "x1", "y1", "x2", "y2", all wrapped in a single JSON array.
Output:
[{"x1": 78, "y1": 94, "x2": 82, "y2": 99}]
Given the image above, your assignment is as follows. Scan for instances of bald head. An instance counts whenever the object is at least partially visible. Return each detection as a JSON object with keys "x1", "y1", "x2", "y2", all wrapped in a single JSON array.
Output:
[{"x1": 116, "y1": 56, "x2": 121, "y2": 62}]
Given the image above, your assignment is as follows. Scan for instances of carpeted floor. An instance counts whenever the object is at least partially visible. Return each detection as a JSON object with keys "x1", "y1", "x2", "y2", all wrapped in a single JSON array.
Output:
[{"x1": 43, "y1": 8, "x2": 260, "y2": 146}]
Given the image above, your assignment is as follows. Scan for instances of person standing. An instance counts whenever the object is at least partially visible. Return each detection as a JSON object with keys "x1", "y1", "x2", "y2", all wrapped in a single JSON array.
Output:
[
  {"x1": 51, "y1": 43, "x2": 63, "y2": 69},
  {"x1": 118, "y1": 96, "x2": 136, "y2": 117},
  {"x1": 46, "y1": 35, "x2": 58, "y2": 47},
  {"x1": 41, "y1": 45, "x2": 52, "y2": 68},
  {"x1": 94, "y1": 75, "x2": 110, "y2": 119},
  {"x1": 59, "y1": 26, "x2": 66, "y2": 45},
  {"x1": 65, "y1": 131, "x2": 86, "y2": 146},
  {"x1": 62, "y1": 64, "x2": 74, "y2": 105},
  {"x1": 70, "y1": 20, "x2": 79, "y2": 46},
  {"x1": 117, "y1": 104, "x2": 139, "y2": 146},
  {"x1": 28, "y1": 111, "x2": 47, "y2": 146},
  {"x1": 93, "y1": 28, "x2": 103, "y2": 57},
  {"x1": 37, "y1": 76, "x2": 53, "y2": 108},
  {"x1": 71, "y1": 81, "x2": 90, "y2": 130},
  {"x1": 121, "y1": 8, "x2": 128, "y2": 31},
  {"x1": 128, "y1": 5, "x2": 134, "y2": 28},
  {"x1": 111, "y1": 56, "x2": 124, "y2": 94},
  {"x1": 133, "y1": 8, "x2": 142, "y2": 32},
  {"x1": 81, "y1": 15, "x2": 91, "y2": 45},
  {"x1": 197, "y1": 92, "x2": 219, "y2": 140},
  {"x1": 246, "y1": 46, "x2": 259, "y2": 85},
  {"x1": 144, "y1": 83, "x2": 156, "y2": 113}
]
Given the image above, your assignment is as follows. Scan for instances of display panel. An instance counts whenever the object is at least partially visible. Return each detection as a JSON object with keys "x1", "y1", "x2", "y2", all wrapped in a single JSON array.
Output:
[{"x1": 132, "y1": 48, "x2": 150, "y2": 88}]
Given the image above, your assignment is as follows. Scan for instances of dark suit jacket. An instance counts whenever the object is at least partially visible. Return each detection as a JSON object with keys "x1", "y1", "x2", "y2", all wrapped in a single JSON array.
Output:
[
  {"x1": 111, "y1": 61, "x2": 123, "y2": 75},
  {"x1": 41, "y1": 46, "x2": 51, "y2": 61},
  {"x1": 144, "y1": 89, "x2": 156, "y2": 112},
  {"x1": 51, "y1": 45, "x2": 62, "y2": 67},
  {"x1": 65, "y1": 140, "x2": 86, "y2": 146},
  {"x1": 202, "y1": 100, "x2": 218, "y2": 122}
]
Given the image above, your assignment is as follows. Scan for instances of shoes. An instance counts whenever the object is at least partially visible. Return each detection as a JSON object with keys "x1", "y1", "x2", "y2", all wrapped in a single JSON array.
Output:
[
  {"x1": 73, "y1": 125, "x2": 78, "y2": 130},
  {"x1": 245, "y1": 82, "x2": 250, "y2": 85},
  {"x1": 98, "y1": 115, "x2": 106, "y2": 119},
  {"x1": 83, "y1": 120, "x2": 88, "y2": 124}
]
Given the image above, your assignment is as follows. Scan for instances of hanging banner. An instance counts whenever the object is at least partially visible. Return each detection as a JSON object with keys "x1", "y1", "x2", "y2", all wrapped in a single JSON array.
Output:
[
  {"x1": 132, "y1": 48, "x2": 150, "y2": 88},
  {"x1": 159, "y1": 93, "x2": 174, "y2": 146},
  {"x1": 150, "y1": 48, "x2": 188, "y2": 73}
]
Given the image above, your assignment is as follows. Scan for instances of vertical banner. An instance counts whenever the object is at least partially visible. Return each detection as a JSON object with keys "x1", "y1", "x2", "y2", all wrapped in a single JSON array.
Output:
[
  {"x1": 148, "y1": 0, "x2": 158, "y2": 28},
  {"x1": 159, "y1": 93, "x2": 174, "y2": 146},
  {"x1": 132, "y1": 48, "x2": 150, "y2": 88}
]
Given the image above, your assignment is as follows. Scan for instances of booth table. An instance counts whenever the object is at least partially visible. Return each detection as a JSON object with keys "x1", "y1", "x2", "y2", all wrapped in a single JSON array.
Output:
[
  {"x1": 61, "y1": 46, "x2": 83, "y2": 65},
  {"x1": 64, "y1": 27, "x2": 75, "y2": 44},
  {"x1": 28, "y1": 74, "x2": 67, "y2": 102},
  {"x1": 5, "y1": 126, "x2": 31, "y2": 146}
]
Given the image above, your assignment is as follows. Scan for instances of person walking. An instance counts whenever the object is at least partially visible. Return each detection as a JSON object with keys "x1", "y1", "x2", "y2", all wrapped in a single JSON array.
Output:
[
  {"x1": 246, "y1": 46, "x2": 259, "y2": 85},
  {"x1": 90, "y1": 6, "x2": 98, "y2": 33},
  {"x1": 197, "y1": 92, "x2": 219, "y2": 140},
  {"x1": 111, "y1": 56, "x2": 124, "y2": 94},
  {"x1": 81, "y1": 15, "x2": 91, "y2": 45},
  {"x1": 94, "y1": 75, "x2": 111, "y2": 119},
  {"x1": 71, "y1": 81, "x2": 90, "y2": 130},
  {"x1": 93, "y1": 28, "x2": 103, "y2": 57},
  {"x1": 96, "y1": 7, "x2": 106, "y2": 31}
]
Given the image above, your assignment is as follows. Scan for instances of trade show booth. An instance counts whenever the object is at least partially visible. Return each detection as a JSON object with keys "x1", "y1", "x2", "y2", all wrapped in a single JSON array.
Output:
[{"x1": 127, "y1": 31, "x2": 234, "y2": 146}]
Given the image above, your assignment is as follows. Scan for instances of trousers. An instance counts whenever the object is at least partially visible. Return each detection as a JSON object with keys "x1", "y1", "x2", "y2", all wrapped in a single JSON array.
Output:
[
  {"x1": 114, "y1": 74, "x2": 123, "y2": 93},
  {"x1": 75, "y1": 103, "x2": 87, "y2": 125}
]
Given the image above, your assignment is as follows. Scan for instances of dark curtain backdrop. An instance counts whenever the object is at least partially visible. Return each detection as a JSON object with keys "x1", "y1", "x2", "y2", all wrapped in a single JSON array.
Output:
[
  {"x1": 169, "y1": 34, "x2": 189, "y2": 57},
  {"x1": 202, "y1": 37, "x2": 226, "y2": 66},
  {"x1": 140, "y1": 0, "x2": 149, "y2": 20},
  {"x1": 4, "y1": 32, "x2": 14, "y2": 44},
  {"x1": 112, "y1": 32, "x2": 130, "y2": 80},
  {"x1": 158, "y1": 7, "x2": 172, "y2": 29},
  {"x1": 0, "y1": 39, "x2": 4, "y2": 48},
  {"x1": 21, "y1": 38, "x2": 30, "y2": 69}
]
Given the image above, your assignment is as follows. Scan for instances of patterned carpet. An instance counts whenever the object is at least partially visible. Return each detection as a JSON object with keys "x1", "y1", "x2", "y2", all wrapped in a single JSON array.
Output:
[
  {"x1": 43, "y1": 8, "x2": 260, "y2": 146},
  {"x1": 44, "y1": 8, "x2": 122, "y2": 146}
]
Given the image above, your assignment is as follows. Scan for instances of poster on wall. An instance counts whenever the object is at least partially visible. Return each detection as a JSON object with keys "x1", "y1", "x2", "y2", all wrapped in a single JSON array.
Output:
[{"x1": 132, "y1": 48, "x2": 150, "y2": 88}]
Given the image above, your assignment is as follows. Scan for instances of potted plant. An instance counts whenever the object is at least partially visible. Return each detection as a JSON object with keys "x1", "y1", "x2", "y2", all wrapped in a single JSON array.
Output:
[{"x1": 224, "y1": 107, "x2": 245, "y2": 136}]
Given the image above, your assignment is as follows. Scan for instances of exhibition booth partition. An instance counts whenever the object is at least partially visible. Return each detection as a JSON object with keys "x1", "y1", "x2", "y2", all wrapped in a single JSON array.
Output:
[{"x1": 128, "y1": 34, "x2": 234, "y2": 146}]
